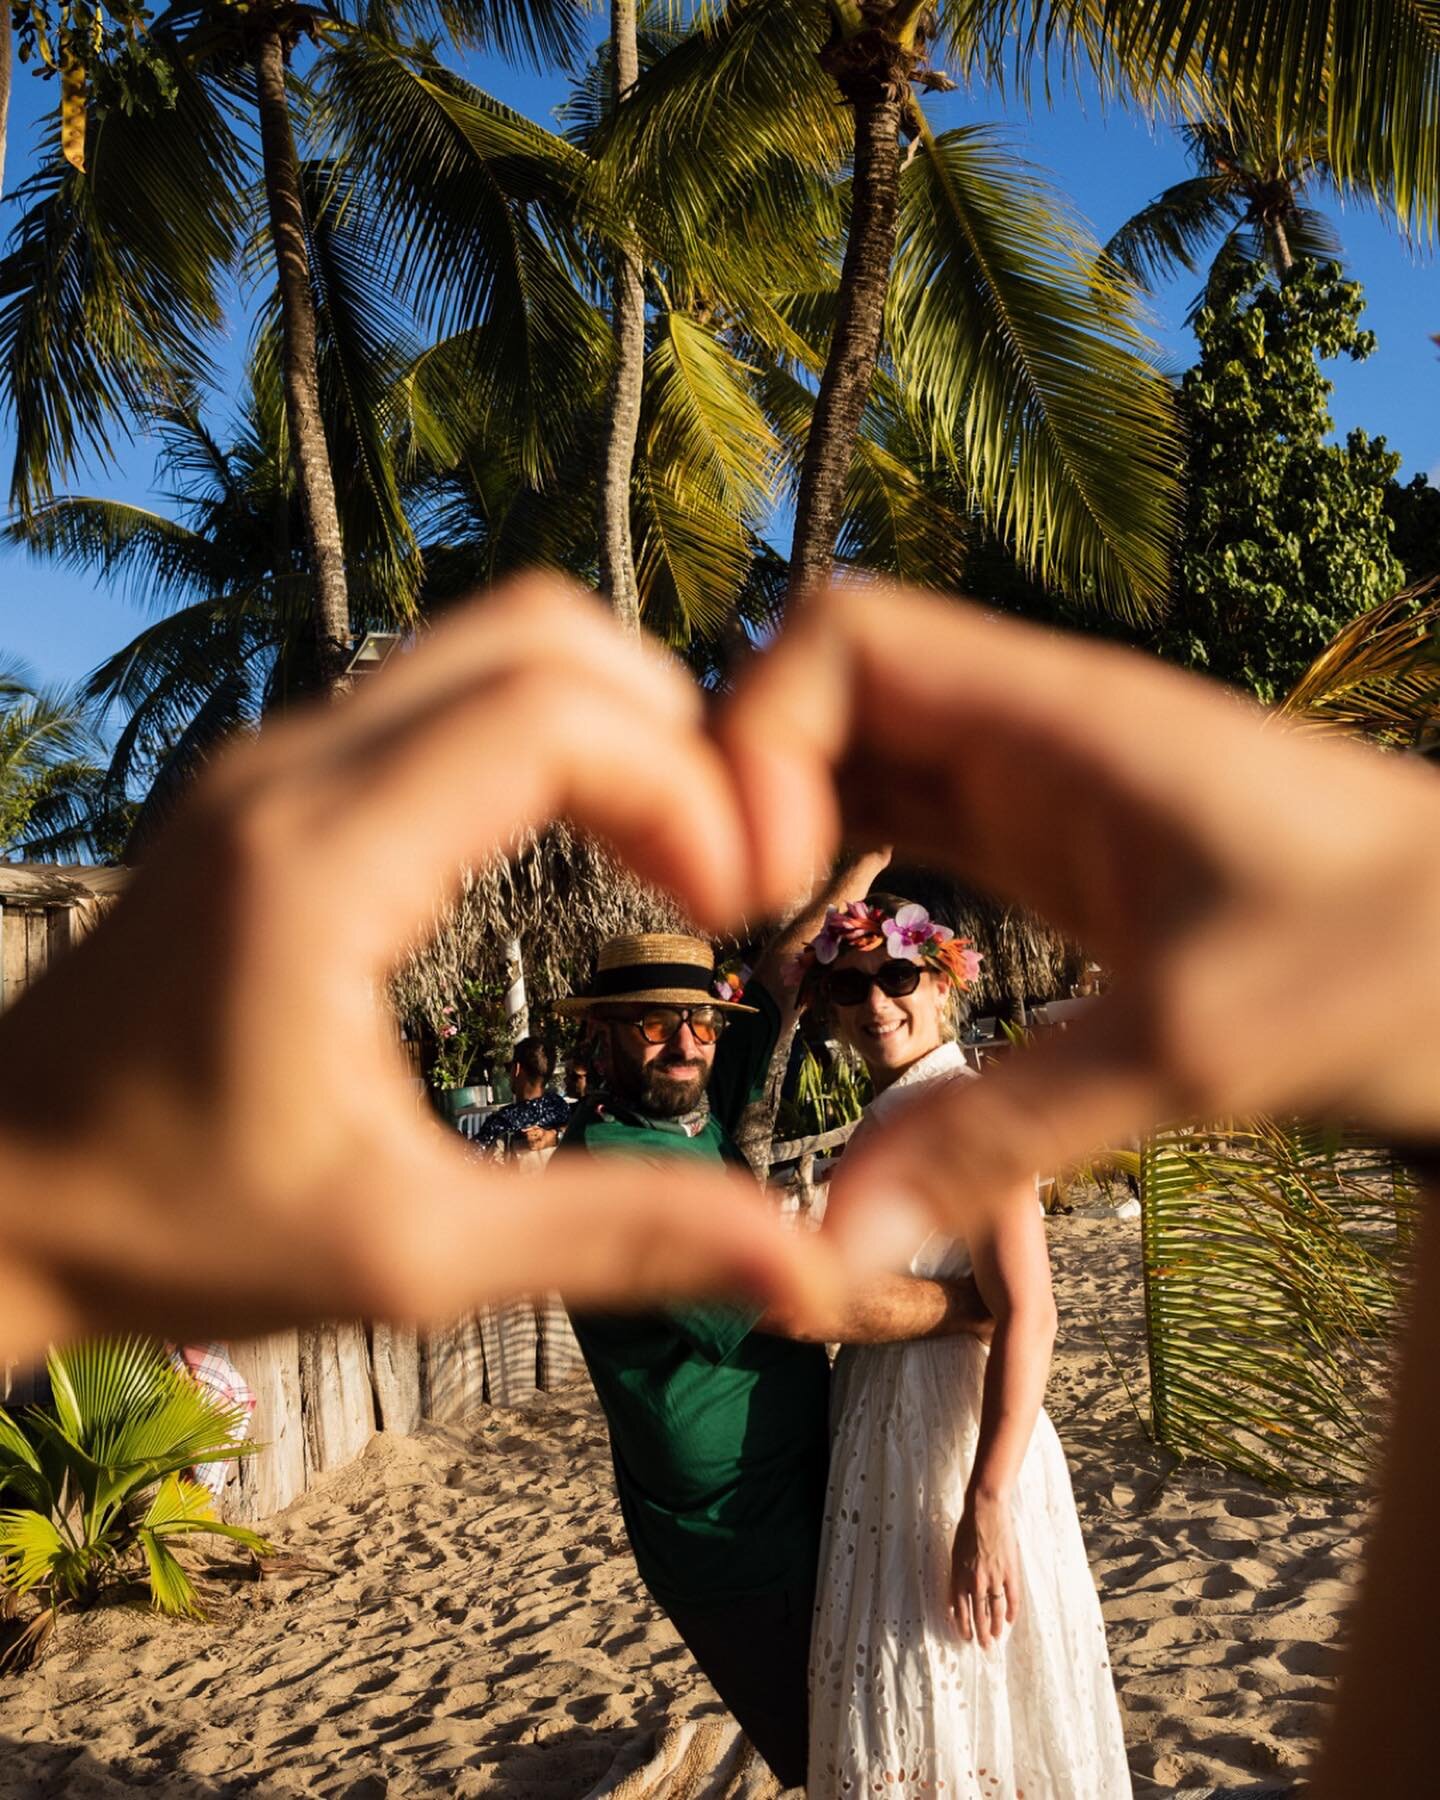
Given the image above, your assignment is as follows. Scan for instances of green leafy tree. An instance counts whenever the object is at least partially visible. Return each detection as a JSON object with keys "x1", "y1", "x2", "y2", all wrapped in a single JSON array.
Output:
[
  {"x1": 1157, "y1": 257, "x2": 1404, "y2": 702},
  {"x1": 1385, "y1": 471, "x2": 1440, "y2": 587}
]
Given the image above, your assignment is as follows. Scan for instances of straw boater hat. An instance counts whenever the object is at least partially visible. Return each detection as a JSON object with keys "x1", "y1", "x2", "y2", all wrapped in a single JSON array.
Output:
[{"x1": 556, "y1": 933, "x2": 758, "y2": 1016}]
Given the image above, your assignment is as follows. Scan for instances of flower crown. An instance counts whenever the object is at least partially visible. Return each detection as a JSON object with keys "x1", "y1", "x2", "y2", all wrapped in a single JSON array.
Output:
[{"x1": 787, "y1": 900, "x2": 982, "y2": 1007}]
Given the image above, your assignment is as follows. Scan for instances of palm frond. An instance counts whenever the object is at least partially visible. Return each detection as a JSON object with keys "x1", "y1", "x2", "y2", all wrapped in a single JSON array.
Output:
[
  {"x1": 591, "y1": 0, "x2": 845, "y2": 248},
  {"x1": 1102, "y1": 174, "x2": 1241, "y2": 289},
  {"x1": 972, "y1": 2, "x2": 1440, "y2": 233},
  {"x1": 1279, "y1": 576, "x2": 1440, "y2": 750},
  {"x1": 0, "y1": 44, "x2": 246, "y2": 509},
  {"x1": 315, "y1": 30, "x2": 611, "y2": 482},
  {"x1": 4, "y1": 497, "x2": 220, "y2": 612},
  {"x1": 1141, "y1": 1120, "x2": 1419, "y2": 1489},
  {"x1": 888, "y1": 124, "x2": 1182, "y2": 615},
  {"x1": 427, "y1": 0, "x2": 591, "y2": 69}
]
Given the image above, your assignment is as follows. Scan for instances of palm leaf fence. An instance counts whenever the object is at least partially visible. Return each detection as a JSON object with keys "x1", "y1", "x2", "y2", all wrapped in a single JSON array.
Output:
[{"x1": 1137, "y1": 1119, "x2": 1421, "y2": 1491}]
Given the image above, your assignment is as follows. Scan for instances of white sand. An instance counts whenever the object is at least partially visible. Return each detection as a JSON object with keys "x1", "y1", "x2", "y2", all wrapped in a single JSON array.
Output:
[{"x1": 0, "y1": 1218, "x2": 1366, "y2": 1797}]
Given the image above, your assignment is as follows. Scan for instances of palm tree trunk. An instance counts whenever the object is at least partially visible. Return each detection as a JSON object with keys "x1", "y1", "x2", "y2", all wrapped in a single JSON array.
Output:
[
  {"x1": 596, "y1": 0, "x2": 646, "y2": 639},
  {"x1": 1, "y1": 13, "x2": 12, "y2": 202},
  {"x1": 736, "y1": 42, "x2": 909, "y2": 1177},
  {"x1": 1270, "y1": 216, "x2": 1296, "y2": 276},
  {"x1": 788, "y1": 50, "x2": 908, "y2": 595},
  {"x1": 254, "y1": 27, "x2": 351, "y2": 695}
]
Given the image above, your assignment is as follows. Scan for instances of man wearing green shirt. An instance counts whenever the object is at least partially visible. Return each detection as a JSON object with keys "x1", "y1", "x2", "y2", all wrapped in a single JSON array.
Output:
[{"x1": 559, "y1": 873, "x2": 992, "y2": 1790}]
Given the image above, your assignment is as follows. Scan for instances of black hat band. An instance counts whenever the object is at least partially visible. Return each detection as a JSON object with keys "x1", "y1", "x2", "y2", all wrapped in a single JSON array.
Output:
[{"x1": 589, "y1": 962, "x2": 715, "y2": 998}]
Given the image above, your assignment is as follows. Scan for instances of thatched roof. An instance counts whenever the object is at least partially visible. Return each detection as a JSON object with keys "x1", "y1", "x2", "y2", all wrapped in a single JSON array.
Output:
[
  {"x1": 879, "y1": 862, "x2": 1083, "y2": 1015},
  {"x1": 390, "y1": 826, "x2": 691, "y2": 1025},
  {"x1": 391, "y1": 840, "x2": 1081, "y2": 1027},
  {"x1": 0, "y1": 863, "x2": 129, "y2": 905}
]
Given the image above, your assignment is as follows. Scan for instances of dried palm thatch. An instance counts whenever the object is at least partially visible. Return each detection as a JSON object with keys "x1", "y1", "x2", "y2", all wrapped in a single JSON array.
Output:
[
  {"x1": 882, "y1": 862, "x2": 1082, "y2": 1015},
  {"x1": 389, "y1": 825, "x2": 691, "y2": 1029}
]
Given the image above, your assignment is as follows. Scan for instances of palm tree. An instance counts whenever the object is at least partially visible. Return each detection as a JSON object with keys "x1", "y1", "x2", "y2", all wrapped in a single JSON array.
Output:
[
  {"x1": 1103, "y1": 106, "x2": 1407, "y2": 320},
  {"x1": 596, "y1": 0, "x2": 647, "y2": 634},
  {"x1": 600, "y1": 3, "x2": 1184, "y2": 614},
  {"x1": 0, "y1": 658, "x2": 110, "y2": 859},
  {"x1": 3, "y1": 331, "x2": 425, "y2": 836},
  {"x1": 976, "y1": 2, "x2": 1440, "y2": 236},
  {"x1": 0, "y1": 2, "x2": 596, "y2": 692}
]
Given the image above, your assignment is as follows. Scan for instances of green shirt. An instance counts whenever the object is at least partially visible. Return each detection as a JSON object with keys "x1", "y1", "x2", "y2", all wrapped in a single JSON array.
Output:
[{"x1": 566, "y1": 988, "x2": 831, "y2": 1609}]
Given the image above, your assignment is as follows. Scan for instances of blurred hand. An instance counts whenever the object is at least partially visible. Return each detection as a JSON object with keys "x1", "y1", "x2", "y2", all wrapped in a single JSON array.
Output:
[
  {"x1": 0, "y1": 579, "x2": 833, "y2": 1359},
  {"x1": 718, "y1": 582, "x2": 1440, "y2": 1262}
]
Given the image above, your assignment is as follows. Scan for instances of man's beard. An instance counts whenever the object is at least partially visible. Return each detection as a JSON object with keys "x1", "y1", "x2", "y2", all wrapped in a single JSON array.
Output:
[{"x1": 609, "y1": 1037, "x2": 710, "y2": 1119}]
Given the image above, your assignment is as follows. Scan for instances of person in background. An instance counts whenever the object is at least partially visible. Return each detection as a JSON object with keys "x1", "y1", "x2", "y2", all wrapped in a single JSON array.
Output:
[
  {"x1": 565, "y1": 1054, "x2": 594, "y2": 1103},
  {"x1": 471, "y1": 1037, "x2": 570, "y2": 1155}
]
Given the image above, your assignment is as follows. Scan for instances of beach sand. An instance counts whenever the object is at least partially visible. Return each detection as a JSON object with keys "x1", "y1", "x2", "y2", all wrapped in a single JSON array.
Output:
[{"x1": 0, "y1": 1218, "x2": 1368, "y2": 1798}]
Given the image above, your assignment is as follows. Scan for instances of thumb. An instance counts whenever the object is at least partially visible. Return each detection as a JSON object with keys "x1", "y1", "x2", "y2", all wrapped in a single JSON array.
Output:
[{"x1": 822, "y1": 1004, "x2": 1168, "y2": 1269}]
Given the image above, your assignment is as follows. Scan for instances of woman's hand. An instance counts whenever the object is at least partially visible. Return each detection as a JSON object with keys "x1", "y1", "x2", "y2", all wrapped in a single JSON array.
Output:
[{"x1": 951, "y1": 1492, "x2": 1021, "y2": 1650}]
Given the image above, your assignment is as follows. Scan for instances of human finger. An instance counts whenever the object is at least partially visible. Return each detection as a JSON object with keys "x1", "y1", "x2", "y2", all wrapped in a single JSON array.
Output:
[
  {"x1": 193, "y1": 662, "x2": 752, "y2": 984},
  {"x1": 714, "y1": 596, "x2": 850, "y2": 916},
  {"x1": 721, "y1": 583, "x2": 1436, "y2": 960},
  {"x1": 336, "y1": 1119, "x2": 843, "y2": 1325},
  {"x1": 972, "y1": 1574, "x2": 996, "y2": 1651},
  {"x1": 823, "y1": 1001, "x2": 1168, "y2": 1262},
  {"x1": 270, "y1": 576, "x2": 707, "y2": 770}
]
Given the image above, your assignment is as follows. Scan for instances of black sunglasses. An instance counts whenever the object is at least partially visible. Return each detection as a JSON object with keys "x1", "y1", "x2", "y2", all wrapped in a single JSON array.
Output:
[{"x1": 825, "y1": 960, "x2": 924, "y2": 1007}]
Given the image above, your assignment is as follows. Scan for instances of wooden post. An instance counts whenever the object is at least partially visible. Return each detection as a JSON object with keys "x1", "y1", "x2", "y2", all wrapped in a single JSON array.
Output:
[
  {"x1": 297, "y1": 1322, "x2": 376, "y2": 1479},
  {"x1": 536, "y1": 1296, "x2": 587, "y2": 1391},
  {"x1": 367, "y1": 1322, "x2": 422, "y2": 1435},
  {"x1": 228, "y1": 1331, "x2": 306, "y2": 1523},
  {"x1": 419, "y1": 1314, "x2": 486, "y2": 1423},
  {"x1": 478, "y1": 1301, "x2": 538, "y2": 1408}
]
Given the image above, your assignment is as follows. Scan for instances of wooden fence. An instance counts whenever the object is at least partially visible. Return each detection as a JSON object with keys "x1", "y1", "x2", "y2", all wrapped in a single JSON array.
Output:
[{"x1": 227, "y1": 1302, "x2": 587, "y2": 1523}]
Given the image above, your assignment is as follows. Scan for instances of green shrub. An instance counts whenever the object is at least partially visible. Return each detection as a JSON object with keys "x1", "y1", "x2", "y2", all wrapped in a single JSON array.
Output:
[{"x1": 0, "y1": 1338, "x2": 271, "y2": 1667}]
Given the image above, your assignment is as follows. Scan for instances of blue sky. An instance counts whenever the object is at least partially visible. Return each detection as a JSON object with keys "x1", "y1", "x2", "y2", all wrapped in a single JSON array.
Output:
[{"x1": 1, "y1": 32, "x2": 1436, "y2": 691}]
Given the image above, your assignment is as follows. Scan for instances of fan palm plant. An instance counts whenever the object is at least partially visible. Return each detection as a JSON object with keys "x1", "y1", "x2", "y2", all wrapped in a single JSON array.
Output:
[{"x1": 0, "y1": 1337, "x2": 271, "y2": 1667}]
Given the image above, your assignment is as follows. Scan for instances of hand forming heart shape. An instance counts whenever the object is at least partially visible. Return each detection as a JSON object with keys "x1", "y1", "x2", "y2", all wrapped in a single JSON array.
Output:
[{"x1": 3, "y1": 574, "x2": 1440, "y2": 1356}]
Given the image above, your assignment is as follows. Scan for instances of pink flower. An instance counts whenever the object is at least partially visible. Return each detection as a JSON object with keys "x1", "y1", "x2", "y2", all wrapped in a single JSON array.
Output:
[
  {"x1": 815, "y1": 900, "x2": 886, "y2": 964},
  {"x1": 442, "y1": 1025, "x2": 459, "y2": 1038},
  {"x1": 442, "y1": 1005, "x2": 457, "y2": 1016},
  {"x1": 881, "y1": 902, "x2": 944, "y2": 963}
]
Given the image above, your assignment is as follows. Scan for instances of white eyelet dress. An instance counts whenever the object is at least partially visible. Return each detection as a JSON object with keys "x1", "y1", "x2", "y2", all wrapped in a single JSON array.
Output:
[{"x1": 808, "y1": 1042, "x2": 1131, "y2": 1800}]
